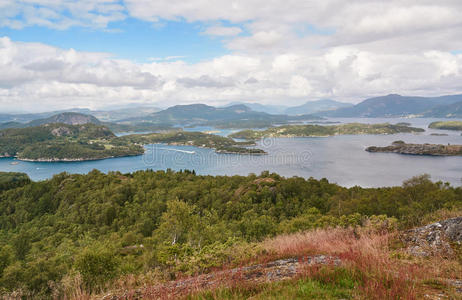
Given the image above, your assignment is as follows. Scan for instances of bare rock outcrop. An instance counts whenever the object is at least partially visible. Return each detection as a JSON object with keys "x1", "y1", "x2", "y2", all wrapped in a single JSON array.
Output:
[{"x1": 401, "y1": 217, "x2": 462, "y2": 257}]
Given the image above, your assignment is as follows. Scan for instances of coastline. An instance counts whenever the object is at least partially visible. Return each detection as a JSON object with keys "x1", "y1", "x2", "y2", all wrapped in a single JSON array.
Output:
[
  {"x1": 16, "y1": 153, "x2": 144, "y2": 162},
  {"x1": 12, "y1": 142, "x2": 266, "y2": 162}
]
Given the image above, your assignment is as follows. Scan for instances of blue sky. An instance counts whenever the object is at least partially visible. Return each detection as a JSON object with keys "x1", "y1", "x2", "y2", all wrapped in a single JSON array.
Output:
[
  {"x1": 0, "y1": 18, "x2": 231, "y2": 63},
  {"x1": 0, "y1": 0, "x2": 461, "y2": 112}
]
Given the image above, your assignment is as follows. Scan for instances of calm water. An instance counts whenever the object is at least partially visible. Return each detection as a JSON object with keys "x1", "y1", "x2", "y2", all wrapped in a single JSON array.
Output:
[{"x1": 1, "y1": 118, "x2": 462, "y2": 187}]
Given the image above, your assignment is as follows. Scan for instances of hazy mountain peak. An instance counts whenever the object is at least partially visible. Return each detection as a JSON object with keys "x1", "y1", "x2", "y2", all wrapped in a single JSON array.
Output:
[
  {"x1": 325, "y1": 94, "x2": 462, "y2": 117},
  {"x1": 284, "y1": 99, "x2": 352, "y2": 115},
  {"x1": 28, "y1": 112, "x2": 101, "y2": 126}
]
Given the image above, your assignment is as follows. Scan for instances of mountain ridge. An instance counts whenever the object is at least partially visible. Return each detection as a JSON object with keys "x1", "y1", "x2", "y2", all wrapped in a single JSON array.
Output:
[
  {"x1": 284, "y1": 99, "x2": 353, "y2": 115},
  {"x1": 322, "y1": 94, "x2": 462, "y2": 117}
]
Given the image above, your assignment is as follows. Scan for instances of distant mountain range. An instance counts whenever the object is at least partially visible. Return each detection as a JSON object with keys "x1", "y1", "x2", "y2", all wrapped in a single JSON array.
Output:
[
  {"x1": 91, "y1": 106, "x2": 161, "y2": 122},
  {"x1": 0, "y1": 108, "x2": 92, "y2": 124},
  {"x1": 0, "y1": 106, "x2": 161, "y2": 124},
  {"x1": 0, "y1": 112, "x2": 102, "y2": 129},
  {"x1": 0, "y1": 112, "x2": 101, "y2": 130},
  {"x1": 322, "y1": 94, "x2": 462, "y2": 118},
  {"x1": 143, "y1": 104, "x2": 277, "y2": 123},
  {"x1": 423, "y1": 101, "x2": 462, "y2": 118},
  {"x1": 284, "y1": 99, "x2": 353, "y2": 115},
  {"x1": 226, "y1": 99, "x2": 352, "y2": 115},
  {"x1": 127, "y1": 104, "x2": 321, "y2": 128},
  {"x1": 29, "y1": 112, "x2": 101, "y2": 126},
  {"x1": 225, "y1": 102, "x2": 287, "y2": 114},
  {"x1": 2, "y1": 93, "x2": 462, "y2": 132},
  {"x1": 0, "y1": 105, "x2": 322, "y2": 132}
]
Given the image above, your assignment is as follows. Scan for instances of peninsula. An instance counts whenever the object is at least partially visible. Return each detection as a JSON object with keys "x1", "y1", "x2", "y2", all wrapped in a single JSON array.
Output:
[
  {"x1": 0, "y1": 125, "x2": 266, "y2": 161},
  {"x1": 365, "y1": 140, "x2": 462, "y2": 156},
  {"x1": 0, "y1": 123, "x2": 144, "y2": 161},
  {"x1": 229, "y1": 123, "x2": 424, "y2": 140},
  {"x1": 116, "y1": 131, "x2": 266, "y2": 155}
]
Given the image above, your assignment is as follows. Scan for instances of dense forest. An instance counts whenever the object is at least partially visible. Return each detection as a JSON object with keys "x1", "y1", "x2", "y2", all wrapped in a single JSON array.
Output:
[
  {"x1": 117, "y1": 131, "x2": 266, "y2": 154},
  {"x1": 0, "y1": 169, "x2": 460, "y2": 297}
]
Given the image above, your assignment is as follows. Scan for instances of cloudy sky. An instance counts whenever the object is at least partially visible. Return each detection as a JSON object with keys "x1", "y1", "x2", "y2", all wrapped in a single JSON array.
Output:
[{"x1": 0, "y1": 0, "x2": 462, "y2": 112}]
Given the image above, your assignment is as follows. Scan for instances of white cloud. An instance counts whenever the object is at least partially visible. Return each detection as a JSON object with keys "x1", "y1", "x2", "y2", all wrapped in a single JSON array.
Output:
[
  {"x1": 0, "y1": 0, "x2": 125, "y2": 29},
  {"x1": 2, "y1": 36, "x2": 462, "y2": 111},
  {"x1": 204, "y1": 26, "x2": 242, "y2": 36},
  {"x1": 1, "y1": 1, "x2": 462, "y2": 110}
]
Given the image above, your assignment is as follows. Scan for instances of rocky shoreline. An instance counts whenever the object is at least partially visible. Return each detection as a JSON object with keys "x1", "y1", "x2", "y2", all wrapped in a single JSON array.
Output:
[
  {"x1": 17, "y1": 154, "x2": 143, "y2": 162},
  {"x1": 12, "y1": 144, "x2": 266, "y2": 162},
  {"x1": 366, "y1": 141, "x2": 462, "y2": 156}
]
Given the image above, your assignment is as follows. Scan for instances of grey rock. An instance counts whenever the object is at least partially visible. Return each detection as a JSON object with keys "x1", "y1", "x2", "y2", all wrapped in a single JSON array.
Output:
[{"x1": 402, "y1": 217, "x2": 462, "y2": 257}]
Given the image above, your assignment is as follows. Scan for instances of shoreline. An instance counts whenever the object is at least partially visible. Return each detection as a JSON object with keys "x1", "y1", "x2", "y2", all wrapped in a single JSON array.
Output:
[{"x1": 8, "y1": 143, "x2": 266, "y2": 162}]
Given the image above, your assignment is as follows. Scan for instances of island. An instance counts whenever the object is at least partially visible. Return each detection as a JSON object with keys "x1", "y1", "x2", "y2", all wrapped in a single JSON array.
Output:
[
  {"x1": 229, "y1": 123, "x2": 424, "y2": 140},
  {"x1": 0, "y1": 123, "x2": 145, "y2": 161},
  {"x1": 430, "y1": 133, "x2": 449, "y2": 136},
  {"x1": 428, "y1": 121, "x2": 462, "y2": 131},
  {"x1": 0, "y1": 124, "x2": 266, "y2": 161},
  {"x1": 116, "y1": 131, "x2": 267, "y2": 155},
  {"x1": 365, "y1": 140, "x2": 462, "y2": 156}
]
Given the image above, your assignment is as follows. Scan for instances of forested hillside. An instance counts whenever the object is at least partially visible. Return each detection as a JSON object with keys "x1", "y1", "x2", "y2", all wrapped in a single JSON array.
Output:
[
  {"x1": 0, "y1": 124, "x2": 143, "y2": 161},
  {"x1": 0, "y1": 170, "x2": 460, "y2": 297}
]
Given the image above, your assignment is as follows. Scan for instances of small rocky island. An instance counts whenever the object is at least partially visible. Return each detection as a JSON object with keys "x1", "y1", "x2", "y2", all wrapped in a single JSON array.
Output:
[
  {"x1": 428, "y1": 121, "x2": 462, "y2": 131},
  {"x1": 366, "y1": 141, "x2": 462, "y2": 156}
]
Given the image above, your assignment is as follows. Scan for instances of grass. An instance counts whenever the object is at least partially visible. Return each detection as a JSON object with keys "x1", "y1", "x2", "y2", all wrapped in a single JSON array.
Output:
[
  {"x1": 72, "y1": 227, "x2": 461, "y2": 300},
  {"x1": 187, "y1": 269, "x2": 357, "y2": 300}
]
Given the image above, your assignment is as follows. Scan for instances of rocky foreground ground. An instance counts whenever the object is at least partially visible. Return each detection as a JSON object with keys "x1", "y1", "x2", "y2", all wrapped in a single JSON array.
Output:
[
  {"x1": 101, "y1": 255, "x2": 341, "y2": 299},
  {"x1": 98, "y1": 217, "x2": 462, "y2": 300}
]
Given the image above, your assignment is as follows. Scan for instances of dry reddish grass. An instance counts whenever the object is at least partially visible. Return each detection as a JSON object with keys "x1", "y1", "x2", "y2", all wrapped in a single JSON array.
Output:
[
  {"x1": 262, "y1": 227, "x2": 462, "y2": 300},
  {"x1": 263, "y1": 228, "x2": 420, "y2": 299},
  {"x1": 71, "y1": 228, "x2": 460, "y2": 300}
]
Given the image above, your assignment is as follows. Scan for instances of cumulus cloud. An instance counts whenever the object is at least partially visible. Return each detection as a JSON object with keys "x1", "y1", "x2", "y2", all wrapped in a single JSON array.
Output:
[
  {"x1": 0, "y1": 0, "x2": 125, "y2": 29},
  {"x1": 204, "y1": 26, "x2": 242, "y2": 36},
  {"x1": 1, "y1": 1, "x2": 462, "y2": 110},
  {"x1": 177, "y1": 75, "x2": 235, "y2": 88},
  {"x1": 1, "y1": 35, "x2": 462, "y2": 111}
]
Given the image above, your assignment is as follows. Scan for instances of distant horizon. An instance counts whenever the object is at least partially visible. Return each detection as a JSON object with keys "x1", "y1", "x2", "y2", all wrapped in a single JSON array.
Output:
[{"x1": 3, "y1": 92, "x2": 462, "y2": 114}]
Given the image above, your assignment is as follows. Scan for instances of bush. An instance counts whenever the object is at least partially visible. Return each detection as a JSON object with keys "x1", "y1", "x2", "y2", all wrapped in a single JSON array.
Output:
[{"x1": 75, "y1": 248, "x2": 119, "y2": 290}]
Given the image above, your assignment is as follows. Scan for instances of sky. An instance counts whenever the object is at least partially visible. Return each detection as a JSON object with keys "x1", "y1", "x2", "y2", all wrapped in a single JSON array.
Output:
[{"x1": 0, "y1": 0, "x2": 462, "y2": 112}]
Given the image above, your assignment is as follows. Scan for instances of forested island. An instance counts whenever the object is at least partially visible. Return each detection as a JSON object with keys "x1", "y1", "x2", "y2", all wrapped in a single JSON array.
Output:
[
  {"x1": 366, "y1": 140, "x2": 462, "y2": 156},
  {"x1": 0, "y1": 123, "x2": 144, "y2": 161},
  {"x1": 428, "y1": 121, "x2": 462, "y2": 131},
  {"x1": 0, "y1": 125, "x2": 266, "y2": 161},
  {"x1": 0, "y1": 170, "x2": 461, "y2": 298},
  {"x1": 117, "y1": 131, "x2": 267, "y2": 155},
  {"x1": 229, "y1": 123, "x2": 424, "y2": 140}
]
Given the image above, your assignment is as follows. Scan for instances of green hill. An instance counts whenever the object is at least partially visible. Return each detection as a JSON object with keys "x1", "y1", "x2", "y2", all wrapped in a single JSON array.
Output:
[
  {"x1": 0, "y1": 124, "x2": 143, "y2": 161},
  {"x1": 28, "y1": 112, "x2": 101, "y2": 126}
]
